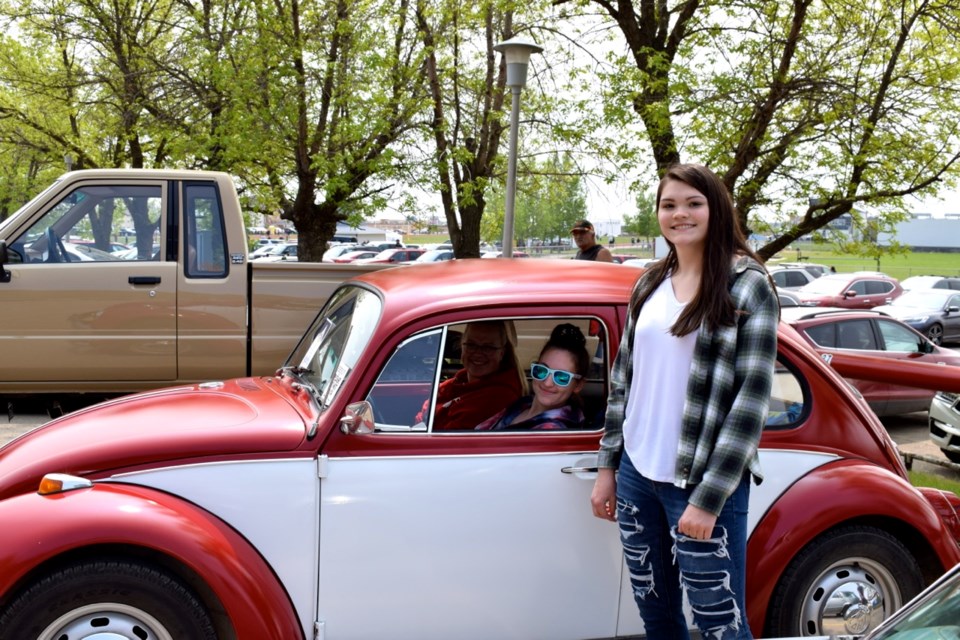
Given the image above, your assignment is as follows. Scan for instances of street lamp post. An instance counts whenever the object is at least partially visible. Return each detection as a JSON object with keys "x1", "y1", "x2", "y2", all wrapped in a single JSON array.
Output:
[{"x1": 494, "y1": 36, "x2": 542, "y2": 258}]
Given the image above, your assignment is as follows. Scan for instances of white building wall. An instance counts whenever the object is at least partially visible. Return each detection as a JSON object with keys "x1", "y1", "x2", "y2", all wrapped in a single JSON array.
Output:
[{"x1": 878, "y1": 217, "x2": 960, "y2": 250}]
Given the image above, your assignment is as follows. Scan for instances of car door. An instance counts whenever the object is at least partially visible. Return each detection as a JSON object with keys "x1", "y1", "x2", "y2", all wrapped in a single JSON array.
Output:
[
  {"x1": 944, "y1": 294, "x2": 960, "y2": 341},
  {"x1": 315, "y1": 314, "x2": 627, "y2": 640},
  {"x1": 0, "y1": 179, "x2": 177, "y2": 384},
  {"x1": 874, "y1": 318, "x2": 937, "y2": 414}
]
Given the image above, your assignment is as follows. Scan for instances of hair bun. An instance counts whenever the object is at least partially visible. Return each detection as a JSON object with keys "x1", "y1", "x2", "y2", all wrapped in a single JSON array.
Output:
[{"x1": 550, "y1": 323, "x2": 586, "y2": 350}]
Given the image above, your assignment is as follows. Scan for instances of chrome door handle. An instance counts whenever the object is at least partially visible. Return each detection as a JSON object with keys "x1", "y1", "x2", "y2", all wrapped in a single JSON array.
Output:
[{"x1": 561, "y1": 466, "x2": 598, "y2": 474}]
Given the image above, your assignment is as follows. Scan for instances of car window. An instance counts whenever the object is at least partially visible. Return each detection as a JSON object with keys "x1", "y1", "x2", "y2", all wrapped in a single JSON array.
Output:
[
  {"x1": 948, "y1": 294, "x2": 960, "y2": 309},
  {"x1": 184, "y1": 182, "x2": 227, "y2": 278},
  {"x1": 866, "y1": 281, "x2": 893, "y2": 295},
  {"x1": 764, "y1": 358, "x2": 807, "y2": 428},
  {"x1": 803, "y1": 323, "x2": 837, "y2": 348},
  {"x1": 364, "y1": 317, "x2": 608, "y2": 434},
  {"x1": 848, "y1": 280, "x2": 868, "y2": 295},
  {"x1": 877, "y1": 319, "x2": 922, "y2": 353},
  {"x1": 836, "y1": 319, "x2": 879, "y2": 350},
  {"x1": 9, "y1": 184, "x2": 162, "y2": 264}
]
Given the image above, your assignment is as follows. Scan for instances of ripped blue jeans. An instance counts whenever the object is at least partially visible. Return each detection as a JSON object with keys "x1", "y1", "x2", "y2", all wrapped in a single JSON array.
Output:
[{"x1": 617, "y1": 453, "x2": 752, "y2": 639}]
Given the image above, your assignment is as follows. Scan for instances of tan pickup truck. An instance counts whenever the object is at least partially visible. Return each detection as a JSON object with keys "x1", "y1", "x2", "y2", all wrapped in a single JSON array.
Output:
[{"x1": 0, "y1": 169, "x2": 387, "y2": 395}]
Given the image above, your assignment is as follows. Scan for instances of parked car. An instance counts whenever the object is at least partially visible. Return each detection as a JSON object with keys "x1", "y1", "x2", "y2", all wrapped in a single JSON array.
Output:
[
  {"x1": 776, "y1": 261, "x2": 832, "y2": 278},
  {"x1": 621, "y1": 257, "x2": 659, "y2": 268},
  {"x1": 777, "y1": 288, "x2": 802, "y2": 307},
  {"x1": 331, "y1": 249, "x2": 379, "y2": 263},
  {"x1": 481, "y1": 250, "x2": 529, "y2": 258},
  {"x1": 251, "y1": 242, "x2": 298, "y2": 261},
  {"x1": 930, "y1": 391, "x2": 960, "y2": 463},
  {"x1": 901, "y1": 275, "x2": 960, "y2": 291},
  {"x1": 1, "y1": 260, "x2": 958, "y2": 640},
  {"x1": 854, "y1": 561, "x2": 960, "y2": 640},
  {"x1": 321, "y1": 243, "x2": 359, "y2": 262},
  {"x1": 781, "y1": 307, "x2": 960, "y2": 416},
  {"x1": 406, "y1": 249, "x2": 455, "y2": 264},
  {"x1": 796, "y1": 271, "x2": 903, "y2": 309},
  {"x1": 768, "y1": 265, "x2": 818, "y2": 290},
  {"x1": 609, "y1": 253, "x2": 642, "y2": 264},
  {"x1": 355, "y1": 248, "x2": 426, "y2": 264},
  {"x1": 875, "y1": 288, "x2": 960, "y2": 345}
]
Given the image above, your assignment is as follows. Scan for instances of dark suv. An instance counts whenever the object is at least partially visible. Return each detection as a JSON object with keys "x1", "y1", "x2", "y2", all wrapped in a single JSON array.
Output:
[
  {"x1": 781, "y1": 307, "x2": 960, "y2": 416},
  {"x1": 796, "y1": 271, "x2": 903, "y2": 309}
]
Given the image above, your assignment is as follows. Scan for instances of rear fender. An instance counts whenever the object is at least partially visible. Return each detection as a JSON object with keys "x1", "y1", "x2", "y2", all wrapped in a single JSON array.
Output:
[
  {"x1": 0, "y1": 482, "x2": 303, "y2": 640},
  {"x1": 746, "y1": 459, "x2": 960, "y2": 633}
]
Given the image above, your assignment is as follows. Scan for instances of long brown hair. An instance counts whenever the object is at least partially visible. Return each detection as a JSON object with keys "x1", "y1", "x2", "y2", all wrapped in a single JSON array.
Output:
[{"x1": 632, "y1": 164, "x2": 763, "y2": 336}]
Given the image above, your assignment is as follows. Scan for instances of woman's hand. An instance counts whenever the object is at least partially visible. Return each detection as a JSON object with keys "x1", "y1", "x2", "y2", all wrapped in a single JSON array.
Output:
[
  {"x1": 677, "y1": 503, "x2": 718, "y2": 540},
  {"x1": 591, "y1": 468, "x2": 618, "y2": 522}
]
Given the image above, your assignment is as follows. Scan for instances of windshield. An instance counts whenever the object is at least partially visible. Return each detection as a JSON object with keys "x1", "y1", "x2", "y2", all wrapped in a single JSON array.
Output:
[
  {"x1": 286, "y1": 285, "x2": 382, "y2": 408},
  {"x1": 892, "y1": 290, "x2": 949, "y2": 309},
  {"x1": 869, "y1": 567, "x2": 960, "y2": 639}
]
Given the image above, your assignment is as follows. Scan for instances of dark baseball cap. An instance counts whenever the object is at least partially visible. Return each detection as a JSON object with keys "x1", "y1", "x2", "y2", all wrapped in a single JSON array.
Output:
[{"x1": 570, "y1": 220, "x2": 594, "y2": 233}]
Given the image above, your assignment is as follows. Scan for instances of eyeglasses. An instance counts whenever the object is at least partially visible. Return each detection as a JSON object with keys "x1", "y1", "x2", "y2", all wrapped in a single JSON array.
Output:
[
  {"x1": 530, "y1": 362, "x2": 581, "y2": 387},
  {"x1": 461, "y1": 341, "x2": 505, "y2": 355}
]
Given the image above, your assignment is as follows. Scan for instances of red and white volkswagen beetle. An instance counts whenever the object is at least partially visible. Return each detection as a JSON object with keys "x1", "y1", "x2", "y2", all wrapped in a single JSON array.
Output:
[{"x1": 0, "y1": 259, "x2": 958, "y2": 640}]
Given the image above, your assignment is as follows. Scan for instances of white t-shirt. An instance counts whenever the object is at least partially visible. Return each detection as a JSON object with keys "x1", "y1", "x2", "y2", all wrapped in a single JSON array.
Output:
[{"x1": 623, "y1": 276, "x2": 699, "y2": 482}]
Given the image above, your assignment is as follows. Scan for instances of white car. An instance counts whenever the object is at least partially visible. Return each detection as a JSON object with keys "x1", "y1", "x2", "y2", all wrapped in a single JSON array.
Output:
[{"x1": 251, "y1": 242, "x2": 298, "y2": 261}]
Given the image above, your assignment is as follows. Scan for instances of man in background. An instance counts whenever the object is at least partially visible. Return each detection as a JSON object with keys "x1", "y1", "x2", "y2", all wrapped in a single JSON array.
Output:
[{"x1": 571, "y1": 220, "x2": 614, "y2": 262}]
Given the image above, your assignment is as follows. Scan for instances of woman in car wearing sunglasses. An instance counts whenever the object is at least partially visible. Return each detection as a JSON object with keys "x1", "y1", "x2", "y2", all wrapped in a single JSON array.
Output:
[{"x1": 475, "y1": 323, "x2": 589, "y2": 431}]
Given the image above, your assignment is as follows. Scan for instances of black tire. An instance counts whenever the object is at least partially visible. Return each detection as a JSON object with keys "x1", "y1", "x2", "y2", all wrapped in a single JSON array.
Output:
[
  {"x1": 0, "y1": 560, "x2": 217, "y2": 640},
  {"x1": 926, "y1": 323, "x2": 944, "y2": 345},
  {"x1": 764, "y1": 525, "x2": 924, "y2": 638},
  {"x1": 942, "y1": 448, "x2": 960, "y2": 464}
]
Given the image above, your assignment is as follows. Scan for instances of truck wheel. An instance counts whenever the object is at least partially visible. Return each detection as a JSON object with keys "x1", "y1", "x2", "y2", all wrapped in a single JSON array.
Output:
[
  {"x1": 0, "y1": 560, "x2": 217, "y2": 640},
  {"x1": 763, "y1": 525, "x2": 923, "y2": 638},
  {"x1": 942, "y1": 448, "x2": 960, "y2": 464},
  {"x1": 926, "y1": 323, "x2": 944, "y2": 345}
]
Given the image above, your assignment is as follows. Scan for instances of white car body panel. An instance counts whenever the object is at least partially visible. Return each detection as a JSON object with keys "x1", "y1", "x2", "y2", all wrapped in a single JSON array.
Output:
[
  {"x1": 112, "y1": 458, "x2": 319, "y2": 638},
  {"x1": 111, "y1": 447, "x2": 837, "y2": 640}
]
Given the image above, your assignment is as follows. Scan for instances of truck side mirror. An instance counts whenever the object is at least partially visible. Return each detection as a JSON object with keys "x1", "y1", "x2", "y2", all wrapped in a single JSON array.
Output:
[{"x1": 0, "y1": 241, "x2": 10, "y2": 283}]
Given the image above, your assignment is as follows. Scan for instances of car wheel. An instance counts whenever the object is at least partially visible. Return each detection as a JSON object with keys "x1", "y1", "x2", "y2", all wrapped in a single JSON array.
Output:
[
  {"x1": 0, "y1": 560, "x2": 217, "y2": 640},
  {"x1": 942, "y1": 448, "x2": 960, "y2": 464},
  {"x1": 764, "y1": 525, "x2": 923, "y2": 638},
  {"x1": 926, "y1": 323, "x2": 944, "y2": 345}
]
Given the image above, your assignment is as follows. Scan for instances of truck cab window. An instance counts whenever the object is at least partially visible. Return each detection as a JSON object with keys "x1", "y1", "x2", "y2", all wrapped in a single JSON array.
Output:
[
  {"x1": 184, "y1": 183, "x2": 227, "y2": 278},
  {"x1": 10, "y1": 185, "x2": 162, "y2": 264}
]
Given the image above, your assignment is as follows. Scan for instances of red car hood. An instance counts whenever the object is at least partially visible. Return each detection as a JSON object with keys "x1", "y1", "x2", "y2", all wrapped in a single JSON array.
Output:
[{"x1": 0, "y1": 378, "x2": 308, "y2": 500}]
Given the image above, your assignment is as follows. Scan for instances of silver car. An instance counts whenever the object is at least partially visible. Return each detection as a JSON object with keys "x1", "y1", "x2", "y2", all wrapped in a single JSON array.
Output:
[{"x1": 929, "y1": 391, "x2": 960, "y2": 464}]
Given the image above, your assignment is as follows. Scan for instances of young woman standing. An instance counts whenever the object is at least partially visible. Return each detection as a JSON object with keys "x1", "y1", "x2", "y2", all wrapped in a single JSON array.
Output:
[{"x1": 590, "y1": 164, "x2": 779, "y2": 639}]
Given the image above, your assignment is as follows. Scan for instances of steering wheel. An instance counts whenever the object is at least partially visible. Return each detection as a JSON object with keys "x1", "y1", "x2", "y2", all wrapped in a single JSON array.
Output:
[{"x1": 44, "y1": 228, "x2": 68, "y2": 263}]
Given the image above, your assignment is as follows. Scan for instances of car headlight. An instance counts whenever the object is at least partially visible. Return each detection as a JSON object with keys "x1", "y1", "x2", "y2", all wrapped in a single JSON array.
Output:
[
  {"x1": 935, "y1": 391, "x2": 958, "y2": 403},
  {"x1": 903, "y1": 315, "x2": 930, "y2": 323}
]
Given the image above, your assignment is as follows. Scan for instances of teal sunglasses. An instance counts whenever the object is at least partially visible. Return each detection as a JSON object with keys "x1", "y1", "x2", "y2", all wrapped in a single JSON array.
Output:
[{"x1": 530, "y1": 362, "x2": 582, "y2": 387}]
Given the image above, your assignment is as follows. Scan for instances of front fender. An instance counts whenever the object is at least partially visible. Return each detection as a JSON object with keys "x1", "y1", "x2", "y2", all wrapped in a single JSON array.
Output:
[
  {"x1": 746, "y1": 458, "x2": 960, "y2": 633},
  {"x1": 0, "y1": 482, "x2": 303, "y2": 640}
]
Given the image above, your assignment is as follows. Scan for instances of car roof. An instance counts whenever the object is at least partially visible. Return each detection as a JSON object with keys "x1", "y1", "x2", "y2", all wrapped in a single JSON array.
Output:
[
  {"x1": 355, "y1": 258, "x2": 641, "y2": 316},
  {"x1": 779, "y1": 306, "x2": 890, "y2": 324}
]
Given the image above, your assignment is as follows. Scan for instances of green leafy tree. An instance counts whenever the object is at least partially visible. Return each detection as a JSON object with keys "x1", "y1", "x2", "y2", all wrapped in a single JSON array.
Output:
[
  {"x1": 567, "y1": 0, "x2": 960, "y2": 260},
  {"x1": 623, "y1": 189, "x2": 657, "y2": 242}
]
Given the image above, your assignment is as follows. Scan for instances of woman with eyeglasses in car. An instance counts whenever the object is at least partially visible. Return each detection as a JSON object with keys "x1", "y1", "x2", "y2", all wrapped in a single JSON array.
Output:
[
  {"x1": 416, "y1": 320, "x2": 527, "y2": 431},
  {"x1": 475, "y1": 323, "x2": 589, "y2": 431}
]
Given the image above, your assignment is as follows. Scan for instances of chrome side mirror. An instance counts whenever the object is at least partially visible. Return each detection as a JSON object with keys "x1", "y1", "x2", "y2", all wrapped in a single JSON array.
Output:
[{"x1": 340, "y1": 400, "x2": 375, "y2": 435}]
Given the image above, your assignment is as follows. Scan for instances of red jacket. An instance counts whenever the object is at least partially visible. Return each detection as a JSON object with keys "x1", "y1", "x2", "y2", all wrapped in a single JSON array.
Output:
[{"x1": 418, "y1": 367, "x2": 524, "y2": 431}]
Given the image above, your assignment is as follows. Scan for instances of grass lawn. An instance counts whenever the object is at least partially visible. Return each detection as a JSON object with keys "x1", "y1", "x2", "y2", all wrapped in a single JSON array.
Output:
[
  {"x1": 909, "y1": 469, "x2": 960, "y2": 495},
  {"x1": 772, "y1": 244, "x2": 960, "y2": 280}
]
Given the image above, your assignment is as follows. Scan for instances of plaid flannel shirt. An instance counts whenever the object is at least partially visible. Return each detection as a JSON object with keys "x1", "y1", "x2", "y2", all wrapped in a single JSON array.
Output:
[{"x1": 598, "y1": 256, "x2": 779, "y2": 516}]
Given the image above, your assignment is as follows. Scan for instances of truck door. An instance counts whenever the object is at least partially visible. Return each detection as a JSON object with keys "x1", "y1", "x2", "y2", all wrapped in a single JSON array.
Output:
[{"x1": 0, "y1": 180, "x2": 177, "y2": 386}]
